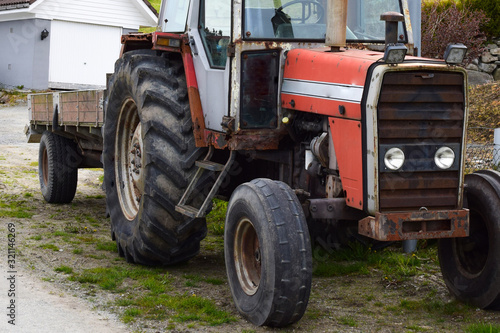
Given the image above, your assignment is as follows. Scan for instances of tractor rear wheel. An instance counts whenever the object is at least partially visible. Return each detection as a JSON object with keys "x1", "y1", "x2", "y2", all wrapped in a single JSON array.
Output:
[
  {"x1": 225, "y1": 178, "x2": 312, "y2": 327},
  {"x1": 103, "y1": 50, "x2": 207, "y2": 265},
  {"x1": 38, "y1": 131, "x2": 79, "y2": 203},
  {"x1": 438, "y1": 170, "x2": 500, "y2": 309}
]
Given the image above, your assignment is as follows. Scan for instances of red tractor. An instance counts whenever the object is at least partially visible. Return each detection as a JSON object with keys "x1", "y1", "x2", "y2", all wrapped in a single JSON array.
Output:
[{"x1": 61, "y1": 0, "x2": 500, "y2": 327}]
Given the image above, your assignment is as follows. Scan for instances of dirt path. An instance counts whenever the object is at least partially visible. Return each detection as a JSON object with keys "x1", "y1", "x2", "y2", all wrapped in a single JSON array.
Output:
[
  {"x1": 0, "y1": 103, "x2": 131, "y2": 333},
  {"x1": 0, "y1": 260, "x2": 129, "y2": 333}
]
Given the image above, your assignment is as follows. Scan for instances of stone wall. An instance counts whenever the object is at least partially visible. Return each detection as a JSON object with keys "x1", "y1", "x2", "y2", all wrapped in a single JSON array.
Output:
[{"x1": 466, "y1": 38, "x2": 500, "y2": 85}]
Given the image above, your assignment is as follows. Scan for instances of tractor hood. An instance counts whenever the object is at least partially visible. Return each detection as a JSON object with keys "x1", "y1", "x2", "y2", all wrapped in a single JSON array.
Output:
[{"x1": 281, "y1": 48, "x2": 383, "y2": 120}]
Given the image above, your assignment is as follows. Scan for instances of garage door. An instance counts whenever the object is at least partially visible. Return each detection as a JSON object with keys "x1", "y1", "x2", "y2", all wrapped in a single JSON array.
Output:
[{"x1": 49, "y1": 20, "x2": 122, "y2": 89}]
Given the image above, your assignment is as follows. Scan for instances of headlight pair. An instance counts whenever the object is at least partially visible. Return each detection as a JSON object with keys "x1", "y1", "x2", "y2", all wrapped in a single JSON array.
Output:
[{"x1": 383, "y1": 146, "x2": 455, "y2": 171}]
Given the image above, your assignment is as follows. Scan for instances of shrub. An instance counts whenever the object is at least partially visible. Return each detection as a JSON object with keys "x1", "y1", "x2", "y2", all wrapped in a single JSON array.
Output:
[
  {"x1": 463, "y1": 0, "x2": 500, "y2": 38},
  {"x1": 421, "y1": 1, "x2": 489, "y2": 64}
]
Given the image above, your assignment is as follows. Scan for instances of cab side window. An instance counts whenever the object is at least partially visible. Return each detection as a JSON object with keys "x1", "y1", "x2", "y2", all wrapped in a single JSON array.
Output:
[{"x1": 199, "y1": 0, "x2": 231, "y2": 68}]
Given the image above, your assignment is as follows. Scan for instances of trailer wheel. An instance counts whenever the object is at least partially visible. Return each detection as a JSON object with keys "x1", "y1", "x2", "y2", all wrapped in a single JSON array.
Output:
[
  {"x1": 103, "y1": 50, "x2": 207, "y2": 265},
  {"x1": 438, "y1": 170, "x2": 500, "y2": 309},
  {"x1": 38, "y1": 131, "x2": 79, "y2": 203},
  {"x1": 225, "y1": 179, "x2": 312, "y2": 327}
]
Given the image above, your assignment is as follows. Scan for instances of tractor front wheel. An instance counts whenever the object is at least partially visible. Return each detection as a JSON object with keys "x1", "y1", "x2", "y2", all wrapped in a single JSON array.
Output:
[
  {"x1": 438, "y1": 170, "x2": 500, "y2": 309},
  {"x1": 225, "y1": 178, "x2": 312, "y2": 327}
]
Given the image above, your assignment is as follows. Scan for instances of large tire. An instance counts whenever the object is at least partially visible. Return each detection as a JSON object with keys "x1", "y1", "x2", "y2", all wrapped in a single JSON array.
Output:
[
  {"x1": 38, "y1": 131, "x2": 79, "y2": 203},
  {"x1": 225, "y1": 178, "x2": 312, "y2": 327},
  {"x1": 103, "y1": 50, "x2": 207, "y2": 265},
  {"x1": 438, "y1": 170, "x2": 500, "y2": 309}
]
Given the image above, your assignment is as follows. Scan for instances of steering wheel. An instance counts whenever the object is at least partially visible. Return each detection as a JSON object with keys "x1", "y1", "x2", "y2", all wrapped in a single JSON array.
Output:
[{"x1": 278, "y1": 0, "x2": 325, "y2": 24}]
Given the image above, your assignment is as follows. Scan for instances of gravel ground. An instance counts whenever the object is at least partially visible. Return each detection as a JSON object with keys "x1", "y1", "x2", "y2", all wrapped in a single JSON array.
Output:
[{"x1": 0, "y1": 103, "x2": 131, "y2": 333}]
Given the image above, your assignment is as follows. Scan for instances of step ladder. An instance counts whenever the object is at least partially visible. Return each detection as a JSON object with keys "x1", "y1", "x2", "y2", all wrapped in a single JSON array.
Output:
[{"x1": 175, "y1": 147, "x2": 235, "y2": 218}]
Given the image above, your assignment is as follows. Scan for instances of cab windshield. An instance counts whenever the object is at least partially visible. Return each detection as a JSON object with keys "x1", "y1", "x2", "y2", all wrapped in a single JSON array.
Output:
[{"x1": 243, "y1": 0, "x2": 406, "y2": 42}]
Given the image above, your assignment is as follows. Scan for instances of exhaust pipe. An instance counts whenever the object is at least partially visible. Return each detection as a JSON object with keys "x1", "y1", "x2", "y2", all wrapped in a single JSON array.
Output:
[
  {"x1": 325, "y1": 0, "x2": 348, "y2": 52},
  {"x1": 380, "y1": 11, "x2": 404, "y2": 46}
]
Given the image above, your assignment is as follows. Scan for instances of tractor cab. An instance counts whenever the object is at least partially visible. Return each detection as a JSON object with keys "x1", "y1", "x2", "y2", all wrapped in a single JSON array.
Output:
[{"x1": 158, "y1": 0, "x2": 412, "y2": 134}]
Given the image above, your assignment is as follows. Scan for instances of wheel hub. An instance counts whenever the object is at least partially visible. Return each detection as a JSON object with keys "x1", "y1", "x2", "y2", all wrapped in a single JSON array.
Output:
[
  {"x1": 234, "y1": 218, "x2": 261, "y2": 295},
  {"x1": 115, "y1": 99, "x2": 144, "y2": 221}
]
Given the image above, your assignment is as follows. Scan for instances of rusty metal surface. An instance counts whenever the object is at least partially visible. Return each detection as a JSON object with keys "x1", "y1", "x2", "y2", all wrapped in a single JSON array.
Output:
[
  {"x1": 308, "y1": 198, "x2": 367, "y2": 221},
  {"x1": 358, "y1": 209, "x2": 469, "y2": 241},
  {"x1": 120, "y1": 33, "x2": 153, "y2": 56},
  {"x1": 181, "y1": 41, "x2": 208, "y2": 148},
  {"x1": 378, "y1": 70, "x2": 466, "y2": 211}
]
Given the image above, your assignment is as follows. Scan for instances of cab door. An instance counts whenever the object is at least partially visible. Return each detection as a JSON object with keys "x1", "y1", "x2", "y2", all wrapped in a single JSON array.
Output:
[{"x1": 188, "y1": 0, "x2": 231, "y2": 132}]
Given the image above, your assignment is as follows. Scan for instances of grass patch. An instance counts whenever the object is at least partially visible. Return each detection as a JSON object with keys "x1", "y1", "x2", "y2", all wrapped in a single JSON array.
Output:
[
  {"x1": 206, "y1": 199, "x2": 227, "y2": 236},
  {"x1": 40, "y1": 243, "x2": 59, "y2": 251},
  {"x1": 70, "y1": 266, "x2": 164, "y2": 291},
  {"x1": 68, "y1": 264, "x2": 234, "y2": 326},
  {"x1": 122, "y1": 307, "x2": 143, "y2": 323},
  {"x1": 86, "y1": 194, "x2": 105, "y2": 199},
  {"x1": 397, "y1": 297, "x2": 469, "y2": 317},
  {"x1": 29, "y1": 161, "x2": 38, "y2": 167},
  {"x1": 30, "y1": 235, "x2": 42, "y2": 241},
  {"x1": 0, "y1": 195, "x2": 35, "y2": 218},
  {"x1": 339, "y1": 315, "x2": 357, "y2": 327},
  {"x1": 312, "y1": 242, "x2": 434, "y2": 282},
  {"x1": 118, "y1": 293, "x2": 235, "y2": 326},
  {"x1": 54, "y1": 265, "x2": 73, "y2": 274},
  {"x1": 466, "y1": 323, "x2": 500, "y2": 333},
  {"x1": 96, "y1": 240, "x2": 117, "y2": 252},
  {"x1": 73, "y1": 248, "x2": 83, "y2": 255},
  {"x1": 183, "y1": 274, "x2": 225, "y2": 287}
]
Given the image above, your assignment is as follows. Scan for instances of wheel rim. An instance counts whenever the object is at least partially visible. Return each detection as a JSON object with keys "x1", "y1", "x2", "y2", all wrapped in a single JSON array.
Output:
[
  {"x1": 115, "y1": 98, "x2": 144, "y2": 221},
  {"x1": 234, "y1": 218, "x2": 261, "y2": 296},
  {"x1": 42, "y1": 146, "x2": 49, "y2": 185},
  {"x1": 453, "y1": 209, "x2": 489, "y2": 278}
]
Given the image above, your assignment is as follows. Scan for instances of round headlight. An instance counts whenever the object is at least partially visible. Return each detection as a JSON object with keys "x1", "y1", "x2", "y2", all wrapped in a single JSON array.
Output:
[
  {"x1": 384, "y1": 148, "x2": 405, "y2": 170},
  {"x1": 435, "y1": 146, "x2": 455, "y2": 169}
]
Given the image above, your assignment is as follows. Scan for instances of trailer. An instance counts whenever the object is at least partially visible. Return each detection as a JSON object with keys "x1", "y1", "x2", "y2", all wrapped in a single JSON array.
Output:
[{"x1": 26, "y1": 90, "x2": 104, "y2": 203}]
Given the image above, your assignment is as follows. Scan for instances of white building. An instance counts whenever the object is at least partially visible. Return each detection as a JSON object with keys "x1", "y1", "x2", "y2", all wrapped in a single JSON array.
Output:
[{"x1": 0, "y1": 0, "x2": 157, "y2": 89}]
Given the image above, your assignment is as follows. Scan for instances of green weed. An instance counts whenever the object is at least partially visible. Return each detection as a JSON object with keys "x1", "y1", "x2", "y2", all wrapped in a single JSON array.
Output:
[
  {"x1": 85, "y1": 194, "x2": 105, "y2": 199},
  {"x1": 122, "y1": 308, "x2": 143, "y2": 323},
  {"x1": 54, "y1": 265, "x2": 73, "y2": 274},
  {"x1": 96, "y1": 241, "x2": 117, "y2": 252},
  {"x1": 40, "y1": 243, "x2": 59, "y2": 251},
  {"x1": 339, "y1": 315, "x2": 357, "y2": 327},
  {"x1": 0, "y1": 197, "x2": 34, "y2": 218},
  {"x1": 206, "y1": 199, "x2": 227, "y2": 236},
  {"x1": 466, "y1": 323, "x2": 500, "y2": 333},
  {"x1": 183, "y1": 274, "x2": 224, "y2": 287},
  {"x1": 117, "y1": 293, "x2": 235, "y2": 326},
  {"x1": 70, "y1": 266, "x2": 163, "y2": 291}
]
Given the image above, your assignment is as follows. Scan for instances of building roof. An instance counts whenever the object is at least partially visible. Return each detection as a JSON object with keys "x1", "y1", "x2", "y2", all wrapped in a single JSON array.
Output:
[
  {"x1": 0, "y1": 0, "x2": 35, "y2": 10},
  {"x1": 0, "y1": 0, "x2": 157, "y2": 15}
]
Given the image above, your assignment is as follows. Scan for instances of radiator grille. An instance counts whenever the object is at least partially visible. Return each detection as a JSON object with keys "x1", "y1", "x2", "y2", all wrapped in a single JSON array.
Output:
[{"x1": 378, "y1": 71, "x2": 465, "y2": 211}]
